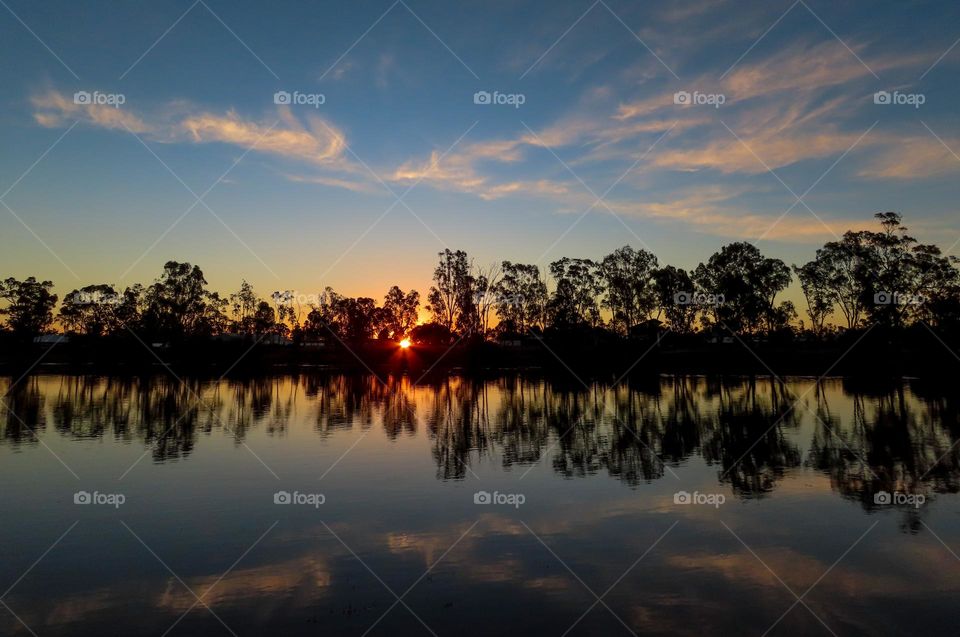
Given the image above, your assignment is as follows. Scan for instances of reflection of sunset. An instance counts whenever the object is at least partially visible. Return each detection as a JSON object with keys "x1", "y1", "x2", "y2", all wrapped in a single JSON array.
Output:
[{"x1": 2, "y1": 374, "x2": 959, "y2": 636}]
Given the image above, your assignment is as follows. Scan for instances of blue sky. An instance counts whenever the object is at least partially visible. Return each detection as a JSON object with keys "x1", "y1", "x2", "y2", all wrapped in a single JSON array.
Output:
[{"x1": 2, "y1": 0, "x2": 959, "y2": 302}]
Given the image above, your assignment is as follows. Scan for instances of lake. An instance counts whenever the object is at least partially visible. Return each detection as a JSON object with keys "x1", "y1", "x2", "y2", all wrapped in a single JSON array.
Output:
[{"x1": 1, "y1": 374, "x2": 958, "y2": 636}]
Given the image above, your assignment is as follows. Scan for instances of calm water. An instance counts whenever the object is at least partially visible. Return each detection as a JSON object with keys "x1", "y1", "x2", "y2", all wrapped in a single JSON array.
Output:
[{"x1": 1, "y1": 374, "x2": 958, "y2": 636}]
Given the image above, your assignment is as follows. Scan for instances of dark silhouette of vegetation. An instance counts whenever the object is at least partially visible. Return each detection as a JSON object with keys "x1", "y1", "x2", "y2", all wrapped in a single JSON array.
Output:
[
  {"x1": 0, "y1": 277, "x2": 57, "y2": 336},
  {"x1": 1, "y1": 213, "x2": 959, "y2": 375}
]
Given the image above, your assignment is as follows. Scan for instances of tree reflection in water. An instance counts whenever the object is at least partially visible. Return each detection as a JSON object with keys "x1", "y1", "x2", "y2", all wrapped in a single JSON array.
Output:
[{"x1": 1, "y1": 374, "x2": 958, "y2": 515}]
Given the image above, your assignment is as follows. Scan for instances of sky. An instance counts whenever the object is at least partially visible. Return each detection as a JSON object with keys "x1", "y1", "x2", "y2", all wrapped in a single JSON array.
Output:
[{"x1": 2, "y1": 0, "x2": 960, "y2": 306}]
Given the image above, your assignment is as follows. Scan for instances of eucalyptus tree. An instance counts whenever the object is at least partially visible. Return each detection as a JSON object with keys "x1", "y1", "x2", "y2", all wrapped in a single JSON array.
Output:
[
  {"x1": 652, "y1": 265, "x2": 697, "y2": 333},
  {"x1": 793, "y1": 261, "x2": 833, "y2": 335},
  {"x1": 494, "y1": 261, "x2": 548, "y2": 333},
  {"x1": 426, "y1": 249, "x2": 476, "y2": 335},
  {"x1": 599, "y1": 246, "x2": 659, "y2": 334},
  {"x1": 59, "y1": 284, "x2": 122, "y2": 336},
  {"x1": 692, "y1": 242, "x2": 792, "y2": 334},
  {"x1": 141, "y1": 261, "x2": 220, "y2": 338},
  {"x1": 383, "y1": 286, "x2": 420, "y2": 339},
  {"x1": 547, "y1": 257, "x2": 603, "y2": 328},
  {"x1": 0, "y1": 276, "x2": 58, "y2": 336}
]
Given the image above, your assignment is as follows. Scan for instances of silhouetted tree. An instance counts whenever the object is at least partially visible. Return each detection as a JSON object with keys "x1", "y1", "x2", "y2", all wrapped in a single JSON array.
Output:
[
  {"x1": 230, "y1": 280, "x2": 259, "y2": 334},
  {"x1": 0, "y1": 277, "x2": 57, "y2": 336},
  {"x1": 692, "y1": 243, "x2": 792, "y2": 334},
  {"x1": 471, "y1": 263, "x2": 501, "y2": 336},
  {"x1": 799, "y1": 213, "x2": 960, "y2": 330},
  {"x1": 427, "y1": 249, "x2": 476, "y2": 335},
  {"x1": 252, "y1": 300, "x2": 276, "y2": 335},
  {"x1": 810, "y1": 231, "x2": 873, "y2": 329},
  {"x1": 600, "y1": 246, "x2": 658, "y2": 334},
  {"x1": 141, "y1": 261, "x2": 218, "y2": 339},
  {"x1": 410, "y1": 322, "x2": 452, "y2": 345},
  {"x1": 858, "y1": 213, "x2": 958, "y2": 328},
  {"x1": 652, "y1": 265, "x2": 697, "y2": 333},
  {"x1": 6, "y1": 211, "x2": 960, "y2": 349},
  {"x1": 114, "y1": 284, "x2": 145, "y2": 330},
  {"x1": 793, "y1": 260, "x2": 833, "y2": 335},
  {"x1": 59, "y1": 284, "x2": 122, "y2": 336},
  {"x1": 337, "y1": 296, "x2": 379, "y2": 341},
  {"x1": 382, "y1": 286, "x2": 420, "y2": 340},
  {"x1": 303, "y1": 287, "x2": 341, "y2": 338},
  {"x1": 547, "y1": 257, "x2": 603, "y2": 328},
  {"x1": 59, "y1": 283, "x2": 122, "y2": 336},
  {"x1": 271, "y1": 290, "x2": 297, "y2": 334},
  {"x1": 494, "y1": 261, "x2": 547, "y2": 333}
]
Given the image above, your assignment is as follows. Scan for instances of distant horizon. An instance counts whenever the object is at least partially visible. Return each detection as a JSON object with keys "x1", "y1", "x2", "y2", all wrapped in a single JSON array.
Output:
[{"x1": 3, "y1": 209, "x2": 945, "y2": 334}]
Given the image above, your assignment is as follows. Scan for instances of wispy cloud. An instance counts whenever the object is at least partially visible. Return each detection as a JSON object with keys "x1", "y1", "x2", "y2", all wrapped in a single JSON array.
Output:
[
  {"x1": 608, "y1": 185, "x2": 873, "y2": 241},
  {"x1": 181, "y1": 107, "x2": 346, "y2": 164},
  {"x1": 31, "y1": 90, "x2": 151, "y2": 133},
  {"x1": 34, "y1": 90, "x2": 348, "y2": 166},
  {"x1": 390, "y1": 139, "x2": 571, "y2": 200},
  {"x1": 282, "y1": 173, "x2": 382, "y2": 193},
  {"x1": 32, "y1": 89, "x2": 366, "y2": 189},
  {"x1": 859, "y1": 134, "x2": 960, "y2": 179}
]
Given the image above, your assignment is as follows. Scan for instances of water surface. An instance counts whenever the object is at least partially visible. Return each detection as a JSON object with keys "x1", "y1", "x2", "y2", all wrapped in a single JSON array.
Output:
[{"x1": 1, "y1": 374, "x2": 958, "y2": 636}]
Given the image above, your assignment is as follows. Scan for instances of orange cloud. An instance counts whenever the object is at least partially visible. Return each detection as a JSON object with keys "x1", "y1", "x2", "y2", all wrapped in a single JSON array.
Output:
[
  {"x1": 31, "y1": 89, "x2": 151, "y2": 133},
  {"x1": 32, "y1": 89, "x2": 365, "y2": 191},
  {"x1": 179, "y1": 108, "x2": 345, "y2": 165},
  {"x1": 858, "y1": 134, "x2": 960, "y2": 179}
]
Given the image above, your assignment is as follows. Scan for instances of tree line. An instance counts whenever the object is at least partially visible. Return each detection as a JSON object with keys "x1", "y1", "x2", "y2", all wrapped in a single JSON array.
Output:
[{"x1": 1, "y1": 213, "x2": 958, "y2": 344}]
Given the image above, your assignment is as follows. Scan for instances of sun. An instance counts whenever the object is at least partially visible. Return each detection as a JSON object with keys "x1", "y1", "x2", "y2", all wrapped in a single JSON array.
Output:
[{"x1": 399, "y1": 338, "x2": 411, "y2": 349}]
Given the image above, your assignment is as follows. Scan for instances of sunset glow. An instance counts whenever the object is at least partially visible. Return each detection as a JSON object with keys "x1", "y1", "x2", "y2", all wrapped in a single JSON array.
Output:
[{"x1": 3, "y1": 4, "x2": 960, "y2": 635}]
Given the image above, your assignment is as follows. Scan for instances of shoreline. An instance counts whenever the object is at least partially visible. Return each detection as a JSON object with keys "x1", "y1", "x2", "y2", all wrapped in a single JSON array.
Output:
[{"x1": 2, "y1": 333, "x2": 958, "y2": 380}]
